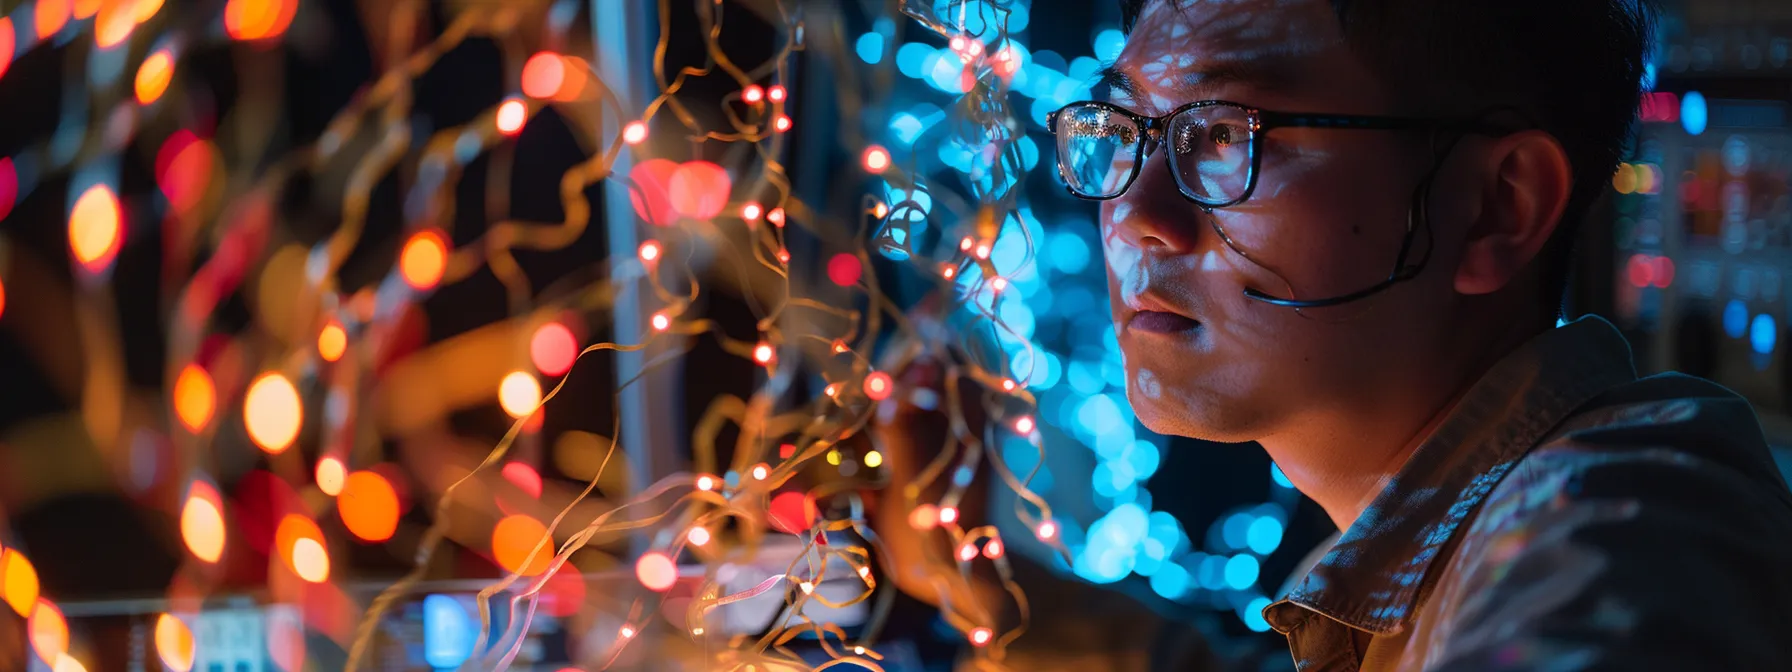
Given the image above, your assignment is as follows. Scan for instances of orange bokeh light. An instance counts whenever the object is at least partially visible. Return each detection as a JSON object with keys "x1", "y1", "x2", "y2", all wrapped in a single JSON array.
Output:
[
  {"x1": 95, "y1": 1, "x2": 137, "y2": 48},
  {"x1": 276, "y1": 514, "x2": 328, "y2": 582},
  {"x1": 668, "y1": 161, "x2": 732, "y2": 220},
  {"x1": 0, "y1": 19, "x2": 15, "y2": 83},
  {"x1": 74, "y1": 0, "x2": 99, "y2": 19},
  {"x1": 627, "y1": 159, "x2": 679, "y2": 226},
  {"x1": 244, "y1": 372, "x2": 301, "y2": 454},
  {"x1": 315, "y1": 456, "x2": 345, "y2": 496},
  {"x1": 496, "y1": 98, "x2": 527, "y2": 135},
  {"x1": 2, "y1": 549, "x2": 39, "y2": 617},
  {"x1": 135, "y1": 50, "x2": 174, "y2": 105},
  {"x1": 862, "y1": 371, "x2": 892, "y2": 401},
  {"x1": 399, "y1": 229, "x2": 448, "y2": 290},
  {"x1": 36, "y1": 0, "x2": 70, "y2": 42},
  {"x1": 69, "y1": 184, "x2": 122, "y2": 272},
  {"x1": 492, "y1": 514, "x2": 553, "y2": 576},
  {"x1": 30, "y1": 599, "x2": 67, "y2": 663},
  {"x1": 317, "y1": 321, "x2": 347, "y2": 362},
  {"x1": 498, "y1": 371, "x2": 541, "y2": 418},
  {"x1": 339, "y1": 470, "x2": 400, "y2": 542},
  {"x1": 180, "y1": 481, "x2": 225, "y2": 563},
  {"x1": 173, "y1": 364, "x2": 215, "y2": 432},
  {"x1": 224, "y1": 0, "x2": 297, "y2": 41},
  {"x1": 521, "y1": 52, "x2": 565, "y2": 99},
  {"x1": 154, "y1": 614, "x2": 195, "y2": 672},
  {"x1": 135, "y1": 0, "x2": 166, "y2": 23},
  {"x1": 530, "y1": 322, "x2": 578, "y2": 377},
  {"x1": 635, "y1": 551, "x2": 677, "y2": 592}
]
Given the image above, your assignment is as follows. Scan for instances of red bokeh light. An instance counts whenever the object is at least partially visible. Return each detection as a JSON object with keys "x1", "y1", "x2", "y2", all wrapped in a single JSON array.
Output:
[
  {"x1": 0, "y1": 156, "x2": 16, "y2": 222},
  {"x1": 1652, "y1": 255, "x2": 1675, "y2": 288},
  {"x1": 522, "y1": 52, "x2": 566, "y2": 100},
  {"x1": 627, "y1": 159, "x2": 679, "y2": 226},
  {"x1": 668, "y1": 161, "x2": 731, "y2": 220},
  {"x1": 530, "y1": 322, "x2": 579, "y2": 376},
  {"x1": 826, "y1": 253, "x2": 862, "y2": 287},
  {"x1": 768, "y1": 491, "x2": 818, "y2": 534},
  {"x1": 1625, "y1": 253, "x2": 1654, "y2": 288}
]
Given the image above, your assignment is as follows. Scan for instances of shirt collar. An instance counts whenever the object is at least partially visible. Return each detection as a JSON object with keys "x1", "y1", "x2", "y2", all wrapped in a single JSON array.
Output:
[{"x1": 1263, "y1": 316, "x2": 1639, "y2": 636}]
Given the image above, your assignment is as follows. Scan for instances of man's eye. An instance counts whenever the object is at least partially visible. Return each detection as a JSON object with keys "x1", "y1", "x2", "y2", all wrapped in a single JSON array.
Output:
[{"x1": 1209, "y1": 123, "x2": 1240, "y2": 146}]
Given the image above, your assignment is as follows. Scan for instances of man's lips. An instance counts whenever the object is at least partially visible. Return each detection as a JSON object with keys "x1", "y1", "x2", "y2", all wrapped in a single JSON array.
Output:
[{"x1": 1127, "y1": 310, "x2": 1200, "y2": 334}]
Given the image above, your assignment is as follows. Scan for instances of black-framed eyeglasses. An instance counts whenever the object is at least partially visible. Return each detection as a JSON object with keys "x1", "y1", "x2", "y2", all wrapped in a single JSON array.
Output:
[{"x1": 1047, "y1": 100, "x2": 1514, "y2": 209}]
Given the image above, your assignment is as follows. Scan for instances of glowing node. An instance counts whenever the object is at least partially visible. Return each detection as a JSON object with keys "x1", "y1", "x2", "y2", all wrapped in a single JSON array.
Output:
[
  {"x1": 318, "y1": 321, "x2": 348, "y2": 362},
  {"x1": 498, "y1": 371, "x2": 542, "y2": 418},
  {"x1": 686, "y1": 527, "x2": 711, "y2": 546},
  {"x1": 620, "y1": 625, "x2": 636, "y2": 639},
  {"x1": 135, "y1": 50, "x2": 174, "y2": 105},
  {"x1": 950, "y1": 36, "x2": 965, "y2": 51},
  {"x1": 638, "y1": 240, "x2": 661, "y2": 262},
  {"x1": 862, "y1": 146, "x2": 892, "y2": 173},
  {"x1": 180, "y1": 484, "x2": 225, "y2": 563},
  {"x1": 767, "y1": 207, "x2": 786, "y2": 227},
  {"x1": 773, "y1": 115, "x2": 792, "y2": 132},
  {"x1": 958, "y1": 544, "x2": 977, "y2": 562},
  {"x1": 1014, "y1": 416, "x2": 1035, "y2": 434},
  {"x1": 751, "y1": 463, "x2": 770, "y2": 480},
  {"x1": 872, "y1": 201, "x2": 888, "y2": 218},
  {"x1": 1036, "y1": 521, "x2": 1058, "y2": 540},
  {"x1": 155, "y1": 613, "x2": 195, "y2": 672},
  {"x1": 862, "y1": 371, "x2": 892, "y2": 401},
  {"x1": 530, "y1": 322, "x2": 580, "y2": 377},
  {"x1": 636, "y1": 551, "x2": 678, "y2": 592},
  {"x1": 173, "y1": 364, "x2": 215, "y2": 433},
  {"x1": 974, "y1": 243, "x2": 991, "y2": 259},
  {"x1": 768, "y1": 85, "x2": 786, "y2": 102},
  {"x1": 244, "y1": 372, "x2": 302, "y2": 454},
  {"x1": 695, "y1": 474, "x2": 716, "y2": 491},
  {"x1": 832, "y1": 339, "x2": 848, "y2": 354},
  {"x1": 824, "y1": 383, "x2": 840, "y2": 398},
  {"x1": 991, "y1": 277, "x2": 1009, "y2": 292},
  {"x1": 2, "y1": 549, "x2": 39, "y2": 617},
  {"x1": 741, "y1": 201, "x2": 762, "y2": 221},
  {"x1": 651, "y1": 311, "x2": 671, "y2": 331},
  {"x1": 742, "y1": 84, "x2": 764, "y2": 103},
  {"x1": 496, "y1": 98, "x2": 528, "y2": 135},
  {"x1": 753, "y1": 342, "x2": 775, "y2": 365},
  {"x1": 863, "y1": 450, "x2": 884, "y2": 468},
  {"x1": 857, "y1": 566, "x2": 871, "y2": 578},
  {"x1": 909, "y1": 504, "x2": 939, "y2": 530},
  {"x1": 691, "y1": 627, "x2": 705, "y2": 636},
  {"x1": 315, "y1": 457, "x2": 345, "y2": 496},
  {"x1": 623, "y1": 121, "x2": 648, "y2": 145},
  {"x1": 984, "y1": 539, "x2": 1004, "y2": 559},
  {"x1": 969, "y1": 627, "x2": 992, "y2": 646},
  {"x1": 340, "y1": 470, "x2": 400, "y2": 542},
  {"x1": 941, "y1": 264, "x2": 957, "y2": 279},
  {"x1": 798, "y1": 580, "x2": 814, "y2": 595},
  {"x1": 854, "y1": 646, "x2": 866, "y2": 655},
  {"x1": 30, "y1": 599, "x2": 68, "y2": 664},
  {"x1": 938, "y1": 506, "x2": 959, "y2": 524},
  {"x1": 521, "y1": 52, "x2": 567, "y2": 99},
  {"x1": 69, "y1": 184, "x2": 122, "y2": 272},
  {"x1": 959, "y1": 237, "x2": 974, "y2": 251},
  {"x1": 399, "y1": 229, "x2": 448, "y2": 290},
  {"x1": 1001, "y1": 378, "x2": 1017, "y2": 392},
  {"x1": 493, "y1": 514, "x2": 553, "y2": 576}
]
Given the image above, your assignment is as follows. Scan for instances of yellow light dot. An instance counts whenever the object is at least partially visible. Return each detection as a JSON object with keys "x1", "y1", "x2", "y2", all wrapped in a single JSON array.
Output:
[
  {"x1": 339, "y1": 470, "x2": 400, "y2": 542},
  {"x1": 317, "y1": 321, "x2": 347, "y2": 362},
  {"x1": 135, "y1": 50, "x2": 173, "y2": 105},
  {"x1": 824, "y1": 383, "x2": 839, "y2": 397},
  {"x1": 766, "y1": 208, "x2": 785, "y2": 226},
  {"x1": 492, "y1": 514, "x2": 553, "y2": 576},
  {"x1": 863, "y1": 146, "x2": 891, "y2": 173},
  {"x1": 991, "y1": 277, "x2": 1008, "y2": 292},
  {"x1": 30, "y1": 599, "x2": 68, "y2": 663},
  {"x1": 620, "y1": 625, "x2": 636, "y2": 638},
  {"x1": 290, "y1": 537, "x2": 329, "y2": 582},
  {"x1": 826, "y1": 450, "x2": 842, "y2": 466},
  {"x1": 938, "y1": 506, "x2": 958, "y2": 524},
  {"x1": 1612, "y1": 163, "x2": 1637, "y2": 195},
  {"x1": 872, "y1": 201, "x2": 888, "y2": 218},
  {"x1": 623, "y1": 121, "x2": 648, "y2": 145},
  {"x1": 974, "y1": 244, "x2": 991, "y2": 259},
  {"x1": 399, "y1": 229, "x2": 448, "y2": 290},
  {"x1": 244, "y1": 372, "x2": 302, "y2": 454},
  {"x1": 224, "y1": 0, "x2": 297, "y2": 41},
  {"x1": 2, "y1": 549, "x2": 39, "y2": 617},
  {"x1": 498, "y1": 371, "x2": 542, "y2": 418},
  {"x1": 155, "y1": 614, "x2": 195, "y2": 672},
  {"x1": 315, "y1": 456, "x2": 345, "y2": 496},
  {"x1": 172, "y1": 364, "x2": 215, "y2": 433},
  {"x1": 742, "y1": 85, "x2": 764, "y2": 103},
  {"x1": 53, "y1": 653, "x2": 86, "y2": 672},
  {"x1": 69, "y1": 184, "x2": 122, "y2": 272},
  {"x1": 863, "y1": 450, "x2": 884, "y2": 468},
  {"x1": 180, "y1": 484, "x2": 225, "y2": 563}
]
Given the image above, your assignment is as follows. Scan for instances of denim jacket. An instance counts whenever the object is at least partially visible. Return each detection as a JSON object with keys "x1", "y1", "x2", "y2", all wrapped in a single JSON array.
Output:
[{"x1": 1262, "y1": 316, "x2": 1792, "y2": 671}]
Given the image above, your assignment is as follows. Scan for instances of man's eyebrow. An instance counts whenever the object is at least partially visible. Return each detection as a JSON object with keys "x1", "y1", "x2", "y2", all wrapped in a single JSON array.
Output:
[{"x1": 1095, "y1": 55, "x2": 1302, "y2": 102}]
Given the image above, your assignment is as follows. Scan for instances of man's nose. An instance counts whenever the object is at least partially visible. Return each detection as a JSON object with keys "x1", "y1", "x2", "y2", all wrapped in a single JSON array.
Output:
[{"x1": 1105, "y1": 143, "x2": 1203, "y2": 253}]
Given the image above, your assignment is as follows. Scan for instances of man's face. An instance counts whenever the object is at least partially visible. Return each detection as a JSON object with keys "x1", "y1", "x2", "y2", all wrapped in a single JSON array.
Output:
[{"x1": 1103, "y1": 0, "x2": 1462, "y2": 441}]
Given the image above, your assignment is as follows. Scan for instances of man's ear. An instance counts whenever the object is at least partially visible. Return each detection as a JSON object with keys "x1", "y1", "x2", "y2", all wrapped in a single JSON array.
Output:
[{"x1": 1454, "y1": 130, "x2": 1574, "y2": 296}]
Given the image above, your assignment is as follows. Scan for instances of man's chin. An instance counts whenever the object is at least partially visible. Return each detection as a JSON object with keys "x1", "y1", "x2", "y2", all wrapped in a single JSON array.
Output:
[{"x1": 1127, "y1": 384, "x2": 1260, "y2": 444}]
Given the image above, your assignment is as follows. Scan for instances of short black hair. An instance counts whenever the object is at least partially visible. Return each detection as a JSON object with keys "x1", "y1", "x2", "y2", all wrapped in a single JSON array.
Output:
[{"x1": 1118, "y1": 0, "x2": 1657, "y2": 314}]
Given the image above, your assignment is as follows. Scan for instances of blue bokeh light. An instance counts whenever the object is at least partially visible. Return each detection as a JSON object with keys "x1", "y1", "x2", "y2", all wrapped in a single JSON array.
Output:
[
  {"x1": 1224, "y1": 555, "x2": 1261, "y2": 589},
  {"x1": 1270, "y1": 463, "x2": 1294, "y2": 488},
  {"x1": 1151, "y1": 562, "x2": 1191, "y2": 599},
  {"x1": 1221, "y1": 513, "x2": 1253, "y2": 550},
  {"x1": 423, "y1": 595, "x2": 477, "y2": 670},
  {"x1": 1752, "y1": 313, "x2": 1777, "y2": 355},
  {"x1": 1093, "y1": 28, "x2": 1126, "y2": 62},
  {"x1": 1243, "y1": 597, "x2": 1273, "y2": 632},
  {"x1": 1725, "y1": 299, "x2": 1750, "y2": 339},
  {"x1": 856, "y1": 32, "x2": 885, "y2": 64},
  {"x1": 889, "y1": 112, "x2": 924, "y2": 145},
  {"x1": 1683, "y1": 91, "x2": 1708, "y2": 136},
  {"x1": 1246, "y1": 517, "x2": 1284, "y2": 555},
  {"x1": 896, "y1": 43, "x2": 935, "y2": 78},
  {"x1": 1048, "y1": 230, "x2": 1092, "y2": 275}
]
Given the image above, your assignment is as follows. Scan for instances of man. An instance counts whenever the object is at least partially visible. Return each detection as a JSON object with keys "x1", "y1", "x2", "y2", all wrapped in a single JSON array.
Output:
[{"x1": 1034, "y1": 0, "x2": 1792, "y2": 669}]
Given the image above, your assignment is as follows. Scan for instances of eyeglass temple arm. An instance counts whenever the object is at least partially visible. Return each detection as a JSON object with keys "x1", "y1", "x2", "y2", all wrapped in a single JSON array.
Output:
[{"x1": 1258, "y1": 111, "x2": 1513, "y2": 136}]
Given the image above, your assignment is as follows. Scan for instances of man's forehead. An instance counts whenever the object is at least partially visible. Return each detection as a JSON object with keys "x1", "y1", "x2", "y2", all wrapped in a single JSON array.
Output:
[{"x1": 1109, "y1": 0, "x2": 1346, "y2": 105}]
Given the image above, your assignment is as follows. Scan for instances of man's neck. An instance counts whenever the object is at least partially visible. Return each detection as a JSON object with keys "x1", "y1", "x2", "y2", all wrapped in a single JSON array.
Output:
[{"x1": 1261, "y1": 311, "x2": 1553, "y2": 532}]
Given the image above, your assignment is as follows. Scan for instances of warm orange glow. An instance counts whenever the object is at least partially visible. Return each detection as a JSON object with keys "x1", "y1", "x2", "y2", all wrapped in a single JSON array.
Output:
[
  {"x1": 637, "y1": 240, "x2": 661, "y2": 262},
  {"x1": 694, "y1": 474, "x2": 716, "y2": 491},
  {"x1": 1001, "y1": 378, "x2": 1017, "y2": 392},
  {"x1": 873, "y1": 201, "x2": 888, "y2": 218},
  {"x1": 180, "y1": 482, "x2": 225, "y2": 563},
  {"x1": 0, "y1": 19, "x2": 14, "y2": 83},
  {"x1": 742, "y1": 84, "x2": 764, "y2": 103},
  {"x1": 832, "y1": 339, "x2": 848, "y2": 354},
  {"x1": 862, "y1": 372, "x2": 892, "y2": 401},
  {"x1": 959, "y1": 544, "x2": 978, "y2": 562},
  {"x1": 752, "y1": 342, "x2": 774, "y2": 365},
  {"x1": 172, "y1": 364, "x2": 215, "y2": 432},
  {"x1": 317, "y1": 321, "x2": 347, "y2": 362},
  {"x1": 315, "y1": 456, "x2": 345, "y2": 496},
  {"x1": 938, "y1": 506, "x2": 959, "y2": 524},
  {"x1": 909, "y1": 503, "x2": 939, "y2": 530},
  {"x1": 94, "y1": 1, "x2": 137, "y2": 48},
  {"x1": 990, "y1": 276, "x2": 1008, "y2": 292},
  {"x1": 134, "y1": 0, "x2": 165, "y2": 23},
  {"x1": 492, "y1": 514, "x2": 553, "y2": 576},
  {"x1": 244, "y1": 372, "x2": 302, "y2": 453},
  {"x1": 773, "y1": 115, "x2": 792, "y2": 132},
  {"x1": 69, "y1": 184, "x2": 122, "y2": 272},
  {"x1": 776, "y1": 248, "x2": 790, "y2": 264},
  {"x1": 496, "y1": 98, "x2": 527, "y2": 135},
  {"x1": 399, "y1": 229, "x2": 448, "y2": 290},
  {"x1": 154, "y1": 614, "x2": 195, "y2": 672},
  {"x1": 30, "y1": 599, "x2": 67, "y2": 663},
  {"x1": 983, "y1": 539, "x2": 1004, "y2": 559},
  {"x1": 741, "y1": 202, "x2": 762, "y2": 221},
  {"x1": 969, "y1": 627, "x2": 992, "y2": 646},
  {"x1": 276, "y1": 514, "x2": 328, "y2": 582},
  {"x1": 650, "y1": 311, "x2": 670, "y2": 331},
  {"x1": 766, "y1": 208, "x2": 785, "y2": 227},
  {"x1": 36, "y1": 0, "x2": 70, "y2": 41},
  {"x1": 340, "y1": 470, "x2": 400, "y2": 542},
  {"x1": 74, "y1": 0, "x2": 99, "y2": 19},
  {"x1": 622, "y1": 121, "x2": 648, "y2": 145},
  {"x1": 635, "y1": 551, "x2": 677, "y2": 591},
  {"x1": 750, "y1": 463, "x2": 770, "y2": 480},
  {"x1": 498, "y1": 371, "x2": 541, "y2": 418},
  {"x1": 521, "y1": 52, "x2": 566, "y2": 99},
  {"x1": 135, "y1": 50, "x2": 174, "y2": 105},
  {"x1": 224, "y1": 0, "x2": 297, "y2": 41},
  {"x1": 2, "y1": 549, "x2": 39, "y2": 617},
  {"x1": 862, "y1": 146, "x2": 891, "y2": 173},
  {"x1": 668, "y1": 161, "x2": 732, "y2": 220},
  {"x1": 53, "y1": 653, "x2": 86, "y2": 672},
  {"x1": 686, "y1": 527, "x2": 711, "y2": 546}
]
